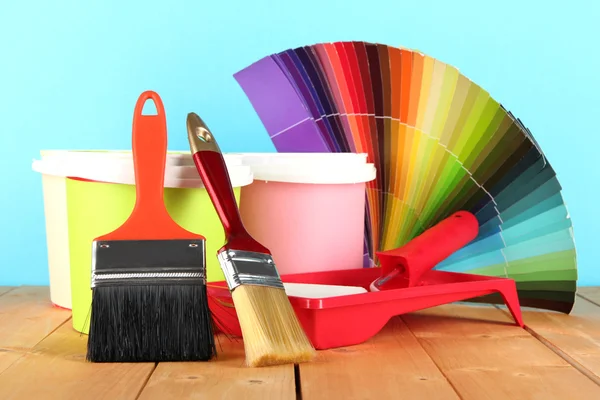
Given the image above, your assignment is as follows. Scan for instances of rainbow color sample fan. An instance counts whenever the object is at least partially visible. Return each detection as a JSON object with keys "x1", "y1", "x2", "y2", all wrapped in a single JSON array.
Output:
[{"x1": 233, "y1": 41, "x2": 577, "y2": 313}]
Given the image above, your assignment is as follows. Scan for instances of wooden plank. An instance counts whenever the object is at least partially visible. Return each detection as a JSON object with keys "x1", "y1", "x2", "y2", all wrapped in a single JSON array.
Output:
[
  {"x1": 0, "y1": 287, "x2": 15, "y2": 297},
  {"x1": 138, "y1": 335, "x2": 295, "y2": 400},
  {"x1": 298, "y1": 317, "x2": 460, "y2": 400},
  {"x1": 0, "y1": 322, "x2": 155, "y2": 400},
  {"x1": 512, "y1": 295, "x2": 600, "y2": 383},
  {"x1": 0, "y1": 349, "x2": 23, "y2": 375},
  {"x1": 578, "y1": 287, "x2": 600, "y2": 306},
  {"x1": 0, "y1": 286, "x2": 71, "y2": 375},
  {"x1": 0, "y1": 286, "x2": 71, "y2": 350},
  {"x1": 402, "y1": 303, "x2": 600, "y2": 400},
  {"x1": 0, "y1": 285, "x2": 18, "y2": 371}
]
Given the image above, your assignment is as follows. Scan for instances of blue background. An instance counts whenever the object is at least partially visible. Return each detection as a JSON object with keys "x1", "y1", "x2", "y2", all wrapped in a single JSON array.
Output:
[{"x1": 1, "y1": 0, "x2": 598, "y2": 286}]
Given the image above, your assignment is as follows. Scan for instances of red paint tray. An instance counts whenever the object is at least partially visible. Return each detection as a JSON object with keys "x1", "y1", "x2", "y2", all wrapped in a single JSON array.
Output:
[
  {"x1": 207, "y1": 212, "x2": 524, "y2": 350},
  {"x1": 207, "y1": 268, "x2": 524, "y2": 350}
]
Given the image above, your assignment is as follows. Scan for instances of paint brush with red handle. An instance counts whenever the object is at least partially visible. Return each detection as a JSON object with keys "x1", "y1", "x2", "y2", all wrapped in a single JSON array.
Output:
[{"x1": 186, "y1": 112, "x2": 315, "y2": 368}]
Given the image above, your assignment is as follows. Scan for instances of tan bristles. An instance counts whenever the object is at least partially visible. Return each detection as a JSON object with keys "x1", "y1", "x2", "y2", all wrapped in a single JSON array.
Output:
[{"x1": 232, "y1": 285, "x2": 316, "y2": 367}]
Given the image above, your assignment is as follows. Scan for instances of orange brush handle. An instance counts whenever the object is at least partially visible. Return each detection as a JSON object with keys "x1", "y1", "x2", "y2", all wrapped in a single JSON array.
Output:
[{"x1": 97, "y1": 91, "x2": 202, "y2": 241}]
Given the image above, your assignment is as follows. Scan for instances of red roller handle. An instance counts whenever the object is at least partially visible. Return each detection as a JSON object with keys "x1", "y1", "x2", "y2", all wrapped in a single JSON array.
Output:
[
  {"x1": 373, "y1": 211, "x2": 479, "y2": 290},
  {"x1": 186, "y1": 113, "x2": 269, "y2": 254}
]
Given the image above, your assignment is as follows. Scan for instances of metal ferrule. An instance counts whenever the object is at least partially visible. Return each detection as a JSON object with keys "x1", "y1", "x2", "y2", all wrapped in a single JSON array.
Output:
[
  {"x1": 91, "y1": 271, "x2": 206, "y2": 287},
  {"x1": 217, "y1": 249, "x2": 284, "y2": 292},
  {"x1": 91, "y1": 239, "x2": 207, "y2": 288}
]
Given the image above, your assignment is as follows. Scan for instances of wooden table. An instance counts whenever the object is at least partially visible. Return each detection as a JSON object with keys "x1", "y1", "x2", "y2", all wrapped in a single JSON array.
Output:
[{"x1": 1, "y1": 286, "x2": 600, "y2": 399}]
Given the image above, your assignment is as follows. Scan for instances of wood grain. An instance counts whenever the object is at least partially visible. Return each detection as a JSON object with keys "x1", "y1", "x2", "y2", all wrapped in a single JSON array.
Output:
[
  {"x1": 578, "y1": 287, "x2": 600, "y2": 306},
  {"x1": 3, "y1": 286, "x2": 600, "y2": 398},
  {"x1": 0, "y1": 285, "x2": 21, "y2": 374},
  {"x1": 0, "y1": 286, "x2": 71, "y2": 375},
  {"x1": 299, "y1": 317, "x2": 460, "y2": 400},
  {"x1": 402, "y1": 303, "x2": 600, "y2": 400},
  {"x1": 0, "y1": 287, "x2": 15, "y2": 297},
  {"x1": 0, "y1": 286, "x2": 71, "y2": 350},
  {"x1": 0, "y1": 322, "x2": 155, "y2": 400},
  {"x1": 513, "y1": 295, "x2": 600, "y2": 382},
  {"x1": 0, "y1": 349, "x2": 23, "y2": 375},
  {"x1": 138, "y1": 335, "x2": 295, "y2": 400}
]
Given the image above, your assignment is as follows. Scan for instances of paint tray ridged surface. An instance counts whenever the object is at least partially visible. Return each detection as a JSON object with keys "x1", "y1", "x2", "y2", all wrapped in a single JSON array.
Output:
[{"x1": 233, "y1": 41, "x2": 577, "y2": 314}]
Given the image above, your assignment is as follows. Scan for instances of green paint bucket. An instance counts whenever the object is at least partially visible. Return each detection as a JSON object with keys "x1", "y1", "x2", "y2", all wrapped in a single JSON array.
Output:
[{"x1": 33, "y1": 150, "x2": 253, "y2": 334}]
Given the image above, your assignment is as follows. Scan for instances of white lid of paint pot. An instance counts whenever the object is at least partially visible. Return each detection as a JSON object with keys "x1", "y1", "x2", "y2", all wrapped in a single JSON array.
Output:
[
  {"x1": 234, "y1": 152, "x2": 377, "y2": 184},
  {"x1": 231, "y1": 152, "x2": 368, "y2": 166},
  {"x1": 32, "y1": 151, "x2": 253, "y2": 189},
  {"x1": 38, "y1": 150, "x2": 244, "y2": 167}
]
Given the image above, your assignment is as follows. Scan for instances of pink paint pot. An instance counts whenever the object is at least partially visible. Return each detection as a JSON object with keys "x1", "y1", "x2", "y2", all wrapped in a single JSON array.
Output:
[{"x1": 236, "y1": 153, "x2": 376, "y2": 275}]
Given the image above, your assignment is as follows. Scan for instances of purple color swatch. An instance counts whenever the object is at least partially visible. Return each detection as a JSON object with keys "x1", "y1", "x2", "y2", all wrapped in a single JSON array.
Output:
[{"x1": 233, "y1": 56, "x2": 329, "y2": 152}]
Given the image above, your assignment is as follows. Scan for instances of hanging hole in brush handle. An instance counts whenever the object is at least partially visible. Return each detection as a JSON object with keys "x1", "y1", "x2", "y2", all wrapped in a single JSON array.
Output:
[
  {"x1": 194, "y1": 125, "x2": 214, "y2": 143},
  {"x1": 140, "y1": 97, "x2": 159, "y2": 115},
  {"x1": 130, "y1": 91, "x2": 169, "y2": 216}
]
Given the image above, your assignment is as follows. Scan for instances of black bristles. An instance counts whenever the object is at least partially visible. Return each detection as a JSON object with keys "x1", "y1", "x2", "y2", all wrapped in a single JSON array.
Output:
[{"x1": 86, "y1": 284, "x2": 216, "y2": 362}]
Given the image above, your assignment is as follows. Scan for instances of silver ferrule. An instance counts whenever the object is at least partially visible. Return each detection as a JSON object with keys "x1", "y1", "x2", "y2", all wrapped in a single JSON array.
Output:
[
  {"x1": 91, "y1": 272, "x2": 206, "y2": 287},
  {"x1": 217, "y1": 249, "x2": 284, "y2": 292},
  {"x1": 90, "y1": 239, "x2": 207, "y2": 288}
]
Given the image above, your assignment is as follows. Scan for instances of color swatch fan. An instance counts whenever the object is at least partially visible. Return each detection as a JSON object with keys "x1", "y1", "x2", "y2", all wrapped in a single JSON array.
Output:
[{"x1": 234, "y1": 41, "x2": 577, "y2": 313}]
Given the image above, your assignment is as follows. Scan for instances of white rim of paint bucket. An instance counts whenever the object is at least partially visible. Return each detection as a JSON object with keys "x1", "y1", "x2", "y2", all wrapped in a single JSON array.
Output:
[
  {"x1": 39, "y1": 150, "x2": 244, "y2": 167},
  {"x1": 234, "y1": 152, "x2": 377, "y2": 184},
  {"x1": 231, "y1": 152, "x2": 368, "y2": 165},
  {"x1": 32, "y1": 152, "x2": 253, "y2": 188}
]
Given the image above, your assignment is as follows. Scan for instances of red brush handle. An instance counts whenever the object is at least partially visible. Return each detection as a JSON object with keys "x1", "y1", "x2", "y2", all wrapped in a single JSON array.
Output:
[
  {"x1": 187, "y1": 113, "x2": 268, "y2": 253},
  {"x1": 374, "y1": 211, "x2": 479, "y2": 289},
  {"x1": 192, "y1": 151, "x2": 244, "y2": 237},
  {"x1": 98, "y1": 91, "x2": 201, "y2": 241}
]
